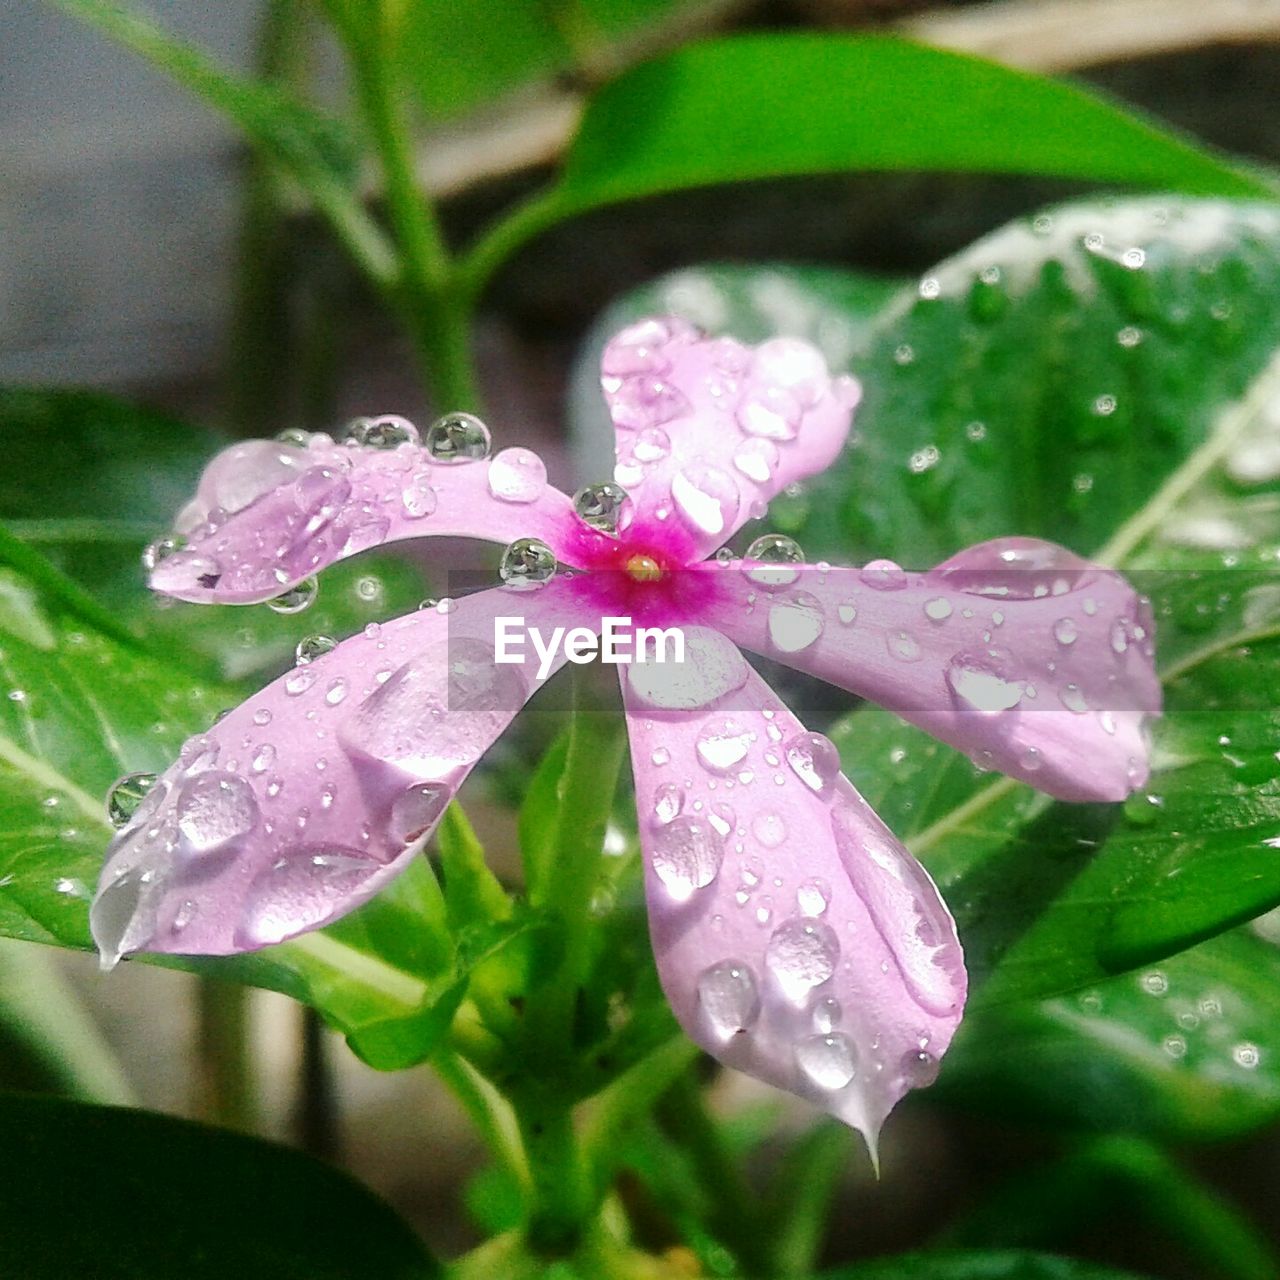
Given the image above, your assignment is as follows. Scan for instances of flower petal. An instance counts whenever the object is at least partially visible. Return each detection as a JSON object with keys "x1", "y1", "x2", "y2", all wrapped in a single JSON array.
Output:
[
  {"x1": 150, "y1": 432, "x2": 586, "y2": 603},
  {"x1": 621, "y1": 627, "x2": 966, "y2": 1155},
  {"x1": 91, "y1": 578, "x2": 586, "y2": 963},
  {"x1": 600, "y1": 318, "x2": 859, "y2": 561},
  {"x1": 698, "y1": 538, "x2": 1161, "y2": 802}
]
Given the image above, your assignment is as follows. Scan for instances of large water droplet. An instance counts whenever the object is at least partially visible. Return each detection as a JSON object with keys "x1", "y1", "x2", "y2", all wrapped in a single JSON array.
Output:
[
  {"x1": 424, "y1": 412, "x2": 491, "y2": 463},
  {"x1": 743, "y1": 533, "x2": 804, "y2": 587},
  {"x1": 797, "y1": 877, "x2": 830, "y2": 916},
  {"x1": 106, "y1": 772, "x2": 159, "y2": 829},
  {"x1": 90, "y1": 866, "x2": 157, "y2": 969},
  {"x1": 608, "y1": 376, "x2": 692, "y2": 429},
  {"x1": 766, "y1": 917, "x2": 839, "y2": 1001},
  {"x1": 768, "y1": 592, "x2": 824, "y2": 652},
  {"x1": 389, "y1": 781, "x2": 451, "y2": 845},
  {"x1": 737, "y1": 385, "x2": 802, "y2": 440},
  {"x1": 500, "y1": 537, "x2": 557, "y2": 588},
  {"x1": 487, "y1": 448, "x2": 547, "y2": 503},
  {"x1": 697, "y1": 960, "x2": 760, "y2": 1039},
  {"x1": 346, "y1": 415, "x2": 419, "y2": 449},
  {"x1": 752, "y1": 337, "x2": 829, "y2": 407},
  {"x1": 733, "y1": 438, "x2": 780, "y2": 484},
  {"x1": 651, "y1": 816, "x2": 724, "y2": 900},
  {"x1": 295, "y1": 634, "x2": 338, "y2": 665},
  {"x1": 785, "y1": 732, "x2": 841, "y2": 799},
  {"x1": 795, "y1": 1033, "x2": 856, "y2": 1089},
  {"x1": 626, "y1": 628, "x2": 748, "y2": 712},
  {"x1": 946, "y1": 651, "x2": 1026, "y2": 714},
  {"x1": 267, "y1": 576, "x2": 318, "y2": 615},
  {"x1": 937, "y1": 536, "x2": 1090, "y2": 599},
  {"x1": 672, "y1": 462, "x2": 739, "y2": 537},
  {"x1": 574, "y1": 482, "x2": 632, "y2": 535},
  {"x1": 239, "y1": 847, "x2": 381, "y2": 946},
  {"x1": 142, "y1": 536, "x2": 185, "y2": 573},
  {"x1": 861, "y1": 559, "x2": 907, "y2": 591},
  {"x1": 175, "y1": 773, "x2": 258, "y2": 854},
  {"x1": 696, "y1": 718, "x2": 755, "y2": 773}
]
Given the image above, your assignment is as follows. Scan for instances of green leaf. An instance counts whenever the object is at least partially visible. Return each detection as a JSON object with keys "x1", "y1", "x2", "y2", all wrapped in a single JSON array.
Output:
[
  {"x1": 0, "y1": 535, "x2": 455, "y2": 1062},
  {"x1": 941, "y1": 924, "x2": 1280, "y2": 1142},
  {"x1": 51, "y1": 0, "x2": 396, "y2": 286},
  {"x1": 463, "y1": 37, "x2": 1273, "y2": 292},
  {"x1": 392, "y1": 0, "x2": 698, "y2": 122},
  {"x1": 823, "y1": 1249, "x2": 1156, "y2": 1280},
  {"x1": 795, "y1": 198, "x2": 1280, "y2": 565},
  {"x1": 0, "y1": 390, "x2": 431, "y2": 682},
  {"x1": 0, "y1": 1094, "x2": 439, "y2": 1279}
]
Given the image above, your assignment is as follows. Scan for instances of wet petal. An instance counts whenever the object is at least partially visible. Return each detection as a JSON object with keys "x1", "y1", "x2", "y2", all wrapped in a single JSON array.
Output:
[
  {"x1": 601, "y1": 319, "x2": 859, "y2": 561},
  {"x1": 621, "y1": 628, "x2": 965, "y2": 1154},
  {"x1": 91, "y1": 578, "x2": 588, "y2": 962},
  {"x1": 699, "y1": 538, "x2": 1161, "y2": 802},
  {"x1": 150, "y1": 431, "x2": 585, "y2": 603}
]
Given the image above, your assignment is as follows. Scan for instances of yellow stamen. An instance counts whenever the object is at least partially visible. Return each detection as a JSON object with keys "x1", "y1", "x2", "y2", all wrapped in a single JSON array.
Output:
[{"x1": 625, "y1": 554, "x2": 663, "y2": 583}]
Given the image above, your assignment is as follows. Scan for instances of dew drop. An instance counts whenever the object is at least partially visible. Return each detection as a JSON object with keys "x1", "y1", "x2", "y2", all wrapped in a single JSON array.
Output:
[
  {"x1": 785, "y1": 731, "x2": 841, "y2": 799},
  {"x1": 424, "y1": 412, "x2": 490, "y2": 462},
  {"x1": 743, "y1": 533, "x2": 804, "y2": 587},
  {"x1": 924, "y1": 597, "x2": 953, "y2": 622},
  {"x1": 653, "y1": 782, "x2": 684, "y2": 826},
  {"x1": 574, "y1": 482, "x2": 633, "y2": 535},
  {"x1": 285, "y1": 667, "x2": 317, "y2": 697},
  {"x1": 697, "y1": 960, "x2": 760, "y2": 1038},
  {"x1": 860, "y1": 559, "x2": 907, "y2": 591},
  {"x1": 1053, "y1": 618, "x2": 1078, "y2": 646},
  {"x1": 389, "y1": 781, "x2": 451, "y2": 845},
  {"x1": 487, "y1": 447, "x2": 547, "y2": 503},
  {"x1": 696, "y1": 719, "x2": 755, "y2": 773},
  {"x1": 737, "y1": 385, "x2": 802, "y2": 440},
  {"x1": 239, "y1": 847, "x2": 381, "y2": 946},
  {"x1": 671, "y1": 462, "x2": 739, "y2": 537},
  {"x1": 500, "y1": 537, "x2": 557, "y2": 588},
  {"x1": 765, "y1": 917, "x2": 839, "y2": 1001},
  {"x1": 767, "y1": 592, "x2": 824, "y2": 653},
  {"x1": 733, "y1": 438, "x2": 780, "y2": 484},
  {"x1": 795, "y1": 1033, "x2": 856, "y2": 1090},
  {"x1": 400, "y1": 473, "x2": 438, "y2": 519},
  {"x1": 325, "y1": 678, "x2": 349, "y2": 707},
  {"x1": 142, "y1": 536, "x2": 185, "y2": 573},
  {"x1": 267, "y1": 576, "x2": 318, "y2": 615},
  {"x1": 295, "y1": 634, "x2": 338, "y2": 665},
  {"x1": 945, "y1": 653, "x2": 1025, "y2": 714},
  {"x1": 751, "y1": 813, "x2": 786, "y2": 848},
  {"x1": 175, "y1": 773, "x2": 258, "y2": 854},
  {"x1": 797, "y1": 877, "x2": 831, "y2": 916},
  {"x1": 651, "y1": 816, "x2": 724, "y2": 900},
  {"x1": 1060, "y1": 683, "x2": 1088, "y2": 714},
  {"x1": 106, "y1": 772, "x2": 158, "y2": 828}
]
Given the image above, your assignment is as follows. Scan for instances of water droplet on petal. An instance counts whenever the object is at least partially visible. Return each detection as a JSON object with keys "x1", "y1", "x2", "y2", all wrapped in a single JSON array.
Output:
[
  {"x1": 737, "y1": 385, "x2": 802, "y2": 440},
  {"x1": 796, "y1": 1033, "x2": 856, "y2": 1089},
  {"x1": 767, "y1": 592, "x2": 824, "y2": 653},
  {"x1": 424, "y1": 412, "x2": 491, "y2": 463},
  {"x1": 861, "y1": 559, "x2": 907, "y2": 590},
  {"x1": 752, "y1": 813, "x2": 786, "y2": 848},
  {"x1": 633, "y1": 426, "x2": 672, "y2": 463},
  {"x1": 672, "y1": 462, "x2": 739, "y2": 537},
  {"x1": 487, "y1": 448, "x2": 547, "y2": 503},
  {"x1": 574, "y1": 482, "x2": 633, "y2": 535},
  {"x1": 653, "y1": 782, "x2": 684, "y2": 826},
  {"x1": 697, "y1": 960, "x2": 760, "y2": 1038},
  {"x1": 785, "y1": 732, "x2": 841, "y2": 799},
  {"x1": 946, "y1": 652, "x2": 1026, "y2": 714},
  {"x1": 239, "y1": 847, "x2": 381, "y2": 946},
  {"x1": 766, "y1": 917, "x2": 839, "y2": 1001},
  {"x1": 175, "y1": 773, "x2": 258, "y2": 854},
  {"x1": 325, "y1": 678, "x2": 349, "y2": 707},
  {"x1": 651, "y1": 816, "x2": 724, "y2": 900},
  {"x1": 608, "y1": 376, "x2": 691, "y2": 429},
  {"x1": 1060, "y1": 683, "x2": 1088, "y2": 714},
  {"x1": 286, "y1": 667, "x2": 317, "y2": 696},
  {"x1": 142, "y1": 536, "x2": 185, "y2": 573},
  {"x1": 797, "y1": 877, "x2": 831, "y2": 916},
  {"x1": 106, "y1": 772, "x2": 159, "y2": 828},
  {"x1": 813, "y1": 996, "x2": 842, "y2": 1033},
  {"x1": 696, "y1": 718, "x2": 755, "y2": 773},
  {"x1": 389, "y1": 781, "x2": 451, "y2": 844},
  {"x1": 744, "y1": 533, "x2": 804, "y2": 587},
  {"x1": 347, "y1": 415, "x2": 419, "y2": 449},
  {"x1": 500, "y1": 537, "x2": 557, "y2": 588},
  {"x1": 886, "y1": 631, "x2": 921, "y2": 662},
  {"x1": 251, "y1": 744, "x2": 277, "y2": 774},
  {"x1": 733, "y1": 438, "x2": 780, "y2": 484},
  {"x1": 900, "y1": 1048, "x2": 940, "y2": 1087},
  {"x1": 267, "y1": 576, "x2": 318, "y2": 615},
  {"x1": 1053, "y1": 618, "x2": 1078, "y2": 646},
  {"x1": 924, "y1": 597, "x2": 953, "y2": 622},
  {"x1": 400, "y1": 473, "x2": 438, "y2": 519},
  {"x1": 295, "y1": 634, "x2": 338, "y2": 665}
]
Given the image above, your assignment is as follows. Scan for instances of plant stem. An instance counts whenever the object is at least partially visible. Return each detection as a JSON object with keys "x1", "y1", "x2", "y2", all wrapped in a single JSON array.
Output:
[
  {"x1": 513, "y1": 663, "x2": 627, "y2": 1252},
  {"x1": 346, "y1": 6, "x2": 481, "y2": 410},
  {"x1": 195, "y1": 977, "x2": 256, "y2": 1131}
]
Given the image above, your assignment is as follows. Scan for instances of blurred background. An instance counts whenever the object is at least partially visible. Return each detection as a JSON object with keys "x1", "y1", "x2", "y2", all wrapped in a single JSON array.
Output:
[{"x1": 4, "y1": 0, "x2": 1280, "y2": 1274}]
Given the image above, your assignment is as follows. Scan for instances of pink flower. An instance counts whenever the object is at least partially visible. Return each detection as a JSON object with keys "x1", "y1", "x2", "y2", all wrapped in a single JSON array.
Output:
[{"x1": 94, "y1": 318, "x2": 1160, "y2": 1151}]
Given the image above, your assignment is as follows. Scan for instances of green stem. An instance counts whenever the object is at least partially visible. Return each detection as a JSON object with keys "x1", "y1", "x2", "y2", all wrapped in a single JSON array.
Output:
[
  {"x1": 195, "y1": 977, "x2": 256, "y2": 1131},
  {"x1": 226, "y1": 0, "x2": 307, "y2": 435},
  {"x1": 346, "y1": 6, "x2": 480, "y2": 410},
  {"x1": 458, "y1": 188, "x2": 569, "y2": 314}
]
